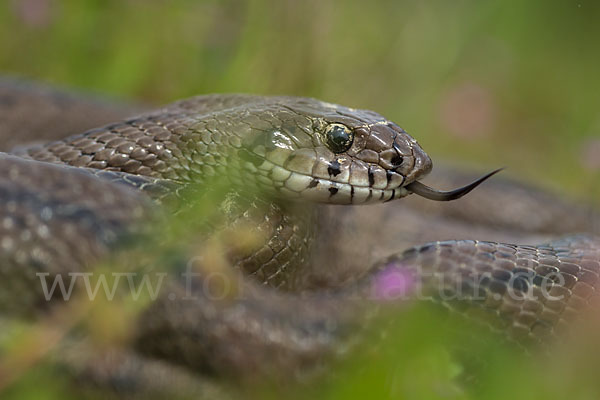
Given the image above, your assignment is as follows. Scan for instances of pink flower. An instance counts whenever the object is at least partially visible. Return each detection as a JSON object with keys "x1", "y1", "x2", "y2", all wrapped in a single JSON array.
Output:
[{"x1": 371, "y1": 263, "x2": 417, "y2": 302}]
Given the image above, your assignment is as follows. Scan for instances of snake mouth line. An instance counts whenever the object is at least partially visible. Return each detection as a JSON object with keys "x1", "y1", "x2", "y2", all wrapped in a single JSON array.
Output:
[{"x1": 235, "y1": 157, "x2": 410, "y2": 204}]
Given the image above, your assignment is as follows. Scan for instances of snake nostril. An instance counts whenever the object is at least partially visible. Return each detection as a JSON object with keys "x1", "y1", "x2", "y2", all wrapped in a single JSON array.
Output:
[
  {"x1": 379, "y1": 149, "x2": 404, "y2": 171},
  {"x1": 390, "y1": 142, "x2": 405, "y2": 169},
  {"x1": 391, "y1": 154, "x2": 403, "y2": 169}
]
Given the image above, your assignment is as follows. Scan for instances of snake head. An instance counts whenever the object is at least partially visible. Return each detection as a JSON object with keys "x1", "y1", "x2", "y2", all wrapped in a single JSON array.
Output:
[
  {"x1": 237, "y1": 97, "x2": 433, "y2": 204},
  {"x1": 234, "y1": 96, "x2": 499, "y2": 204}
]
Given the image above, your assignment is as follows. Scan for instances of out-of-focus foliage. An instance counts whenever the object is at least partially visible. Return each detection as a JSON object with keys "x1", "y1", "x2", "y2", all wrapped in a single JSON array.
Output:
[{"x1": 0, "y1": 1, "x2": 600, "y2": 399}]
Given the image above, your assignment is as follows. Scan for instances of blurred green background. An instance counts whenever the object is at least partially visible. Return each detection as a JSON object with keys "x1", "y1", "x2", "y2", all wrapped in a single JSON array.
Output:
[
  {"x1": 1, "y1": 1, "x2": 600, "y2": 399},
  {"x1": 0, "y1": 0, "x2": 599, "y2": 198}
]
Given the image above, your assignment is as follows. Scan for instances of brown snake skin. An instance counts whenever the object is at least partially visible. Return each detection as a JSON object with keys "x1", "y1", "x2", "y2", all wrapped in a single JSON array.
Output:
[{"x1": 0, "y1": 80, "x2": 599, "y2": 397}]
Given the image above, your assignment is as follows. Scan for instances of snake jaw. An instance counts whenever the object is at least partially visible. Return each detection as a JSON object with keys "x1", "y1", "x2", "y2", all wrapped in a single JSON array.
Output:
[{"x1": 404, "y1": 168, "x2": 504, "y2": 201}]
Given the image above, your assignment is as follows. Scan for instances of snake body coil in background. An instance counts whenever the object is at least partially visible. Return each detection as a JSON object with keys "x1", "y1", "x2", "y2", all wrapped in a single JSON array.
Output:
[{"x1": 0, "y1": 80, "x2": 598, "y2": 397}]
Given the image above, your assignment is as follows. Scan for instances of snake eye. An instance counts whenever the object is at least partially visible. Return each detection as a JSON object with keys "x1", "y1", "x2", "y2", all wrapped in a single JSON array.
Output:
[{"x1": 324, "y1": 124, "x2": 354, "y2": 153}]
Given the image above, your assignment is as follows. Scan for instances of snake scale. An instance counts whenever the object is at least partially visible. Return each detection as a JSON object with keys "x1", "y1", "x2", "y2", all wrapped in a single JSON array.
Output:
[{"x1": 0, "y1": 80, "x2": 598, "y2": 396}]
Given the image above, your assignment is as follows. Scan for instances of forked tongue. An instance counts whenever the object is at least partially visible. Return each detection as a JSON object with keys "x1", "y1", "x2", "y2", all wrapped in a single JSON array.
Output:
[{"x1": 404, "y1": 168, "x2": 503, "y2": 201}]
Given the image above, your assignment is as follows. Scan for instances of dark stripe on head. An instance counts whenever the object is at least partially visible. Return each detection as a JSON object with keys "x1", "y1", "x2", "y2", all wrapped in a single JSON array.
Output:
[
  {"x1": 386, "y1": 170, "x2": 393, "y2": 184},
  {"x1": 327, "y1": 160, "x2": 342, "y2": 177},
  {"x1": 368, "y1": 167, "x2": 375, "y2": 186},
  {"x1": 384, "y1": 189, "x2": 395, "y2": 203}
]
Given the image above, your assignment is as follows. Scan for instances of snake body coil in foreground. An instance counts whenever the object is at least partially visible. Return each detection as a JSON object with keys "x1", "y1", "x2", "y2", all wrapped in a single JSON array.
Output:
[{"x1": 0, "y1": 91, "x2": 599, "y2": 394}]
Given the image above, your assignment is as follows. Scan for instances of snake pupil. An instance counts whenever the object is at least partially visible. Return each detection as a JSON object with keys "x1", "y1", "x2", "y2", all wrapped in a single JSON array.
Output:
[{"x1": 325, "y1": 124, "x2": 354, "y2": 153}]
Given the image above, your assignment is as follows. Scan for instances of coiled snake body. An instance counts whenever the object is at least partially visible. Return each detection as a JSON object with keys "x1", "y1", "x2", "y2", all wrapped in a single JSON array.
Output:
[{"x1": 0, "y1": 85, "x2": 598, "y2": 394}]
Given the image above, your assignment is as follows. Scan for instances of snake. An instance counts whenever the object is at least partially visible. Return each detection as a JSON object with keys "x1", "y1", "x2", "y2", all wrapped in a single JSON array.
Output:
[{"x1": 0, "y1": 80, "x2": 598, "y2": 396}]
